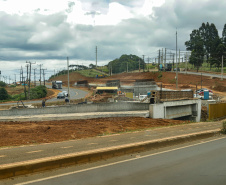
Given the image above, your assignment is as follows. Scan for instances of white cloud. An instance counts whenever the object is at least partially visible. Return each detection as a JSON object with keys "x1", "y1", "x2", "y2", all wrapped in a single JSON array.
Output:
[
  {"x1": 0, "y1": 0, "x2": 68, "y2": 14},
  {"x1": 0, "y1": 0, "x2": 226, "y2": 80}
]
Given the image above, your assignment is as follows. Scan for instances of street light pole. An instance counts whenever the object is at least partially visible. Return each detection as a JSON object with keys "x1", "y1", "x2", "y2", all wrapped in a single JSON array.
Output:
[
  {"x1": 176, "y1": 29, "x2": 178, "y2": 89},
  {"x1": 67, "y1": 57, "x2": 70, "y2": 103}
]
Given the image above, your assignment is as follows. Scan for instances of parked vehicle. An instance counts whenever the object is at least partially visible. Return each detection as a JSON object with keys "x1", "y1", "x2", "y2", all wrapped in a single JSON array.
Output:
[
  {"x1": 57, "y1": 92, "x2": 65, "y2": 99},
  {"x1": 62, "y1": 91, "x2": 68, "y2": 97},
  {"x1": 196, "y1": 88, "x2": 213, "y2": 96}
]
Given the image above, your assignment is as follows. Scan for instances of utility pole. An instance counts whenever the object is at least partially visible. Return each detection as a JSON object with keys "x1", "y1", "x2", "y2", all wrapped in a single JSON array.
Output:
[
  {"x1": 22, "y1": 77, "x2": 27, "y2": 100},
  {"x1": 20, "y1": 66, "x2": 23, "y2": 84},
  {"x1": 147, "y1": 57, "x2": 150, "y2": 72},
  {"x1": 25, "y1": 63, "x2": 29, "y2": 84},
  {"x1": 185, "y1": 53, "x2": 188, "y2": 74},
  {"x1": 33, "y1": 68, "x2": 37, "y2": 86},
  {"x1": 38, "y1": 64, "x2": 43, "y2": 85},
  {"x1": 67, "y1": 57, "x2": 70, "y2": 103},
  {"x1": 142, "y1": 55, "x2": 145, "y2": 72},
  {"x1": 161, "y1": 48, "x2": 163, "y2": 65},
  {"x1": 176, "y1": 30, "x2": 178, "y2": 89},
  {"x1": 14, "y1": 74, "x2": 16, "y2": 84},
  {"x1": 165, "y1": 48, "x2": 167, "y2": 65},
  {"x1": 139, "y1": 59, "x2": 140, "y2": 72},
  {"x1": 21, "y1": 67, "x2": 23, "y2": 85},
  {"x1": 26, "y1": 61, "x2": 36, "y2": 99},
  {"x1": 158, "y1": 49, "x2": 160, "y2": 71},
  {"x1": 95, "y1": 46, "x2": 97, "y2": 68},
  {"x1": 42, "y1": 69, "x2": 47, "y2": 86}
]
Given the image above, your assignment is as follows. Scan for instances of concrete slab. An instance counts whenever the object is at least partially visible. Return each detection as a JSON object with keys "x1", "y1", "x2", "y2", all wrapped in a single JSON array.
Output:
[{"x1": 0, "y1": 111, "x2": 150, "y2": 122}]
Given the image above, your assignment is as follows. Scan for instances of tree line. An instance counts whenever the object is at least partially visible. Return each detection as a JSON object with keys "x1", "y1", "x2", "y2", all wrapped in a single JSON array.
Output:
[{"x1": 185, "y1": 22, "x2": 226, "y2": 72}]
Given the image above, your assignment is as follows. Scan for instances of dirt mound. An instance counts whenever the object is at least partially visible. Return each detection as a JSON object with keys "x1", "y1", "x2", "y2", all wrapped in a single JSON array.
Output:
[
  {"x1": 212, "y1": 85, "x2": 226, "y2": 92},
  {"x1": 0, "y1": 118, "x2": 188, "y2": 147}
]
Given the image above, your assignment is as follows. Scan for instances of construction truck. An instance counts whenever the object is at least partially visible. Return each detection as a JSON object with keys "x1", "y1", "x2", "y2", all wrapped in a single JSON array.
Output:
[{"x1": 52, "y1": 81, "x2": 62, "y2": 89}]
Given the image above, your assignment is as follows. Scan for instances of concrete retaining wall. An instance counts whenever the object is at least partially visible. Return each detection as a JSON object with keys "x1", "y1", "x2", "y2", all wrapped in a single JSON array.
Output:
[{"x1": 0, "y1": 102, "x2": 150, "y2": 117}]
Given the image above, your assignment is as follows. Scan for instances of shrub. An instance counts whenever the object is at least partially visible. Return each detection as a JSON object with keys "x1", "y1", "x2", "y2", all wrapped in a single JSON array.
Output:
[
  {"x1": 157, "y1": 73, "x2": 162, "y2": 79},
  {"x1": 11, "y1": 93, "x2": 26, "y2": 101},
  {"x1": 30, "y1": 85, "x2": 47, "y2": 99},
  {"x1": 0, "y1": 81, "x2": 7, "y2": 87},
  {"x1": 221, "y1": 122, "x2": 226, "y2": 134},
  {"x1": 0, "y1": 87, "x2": 9, "y2": 100}
]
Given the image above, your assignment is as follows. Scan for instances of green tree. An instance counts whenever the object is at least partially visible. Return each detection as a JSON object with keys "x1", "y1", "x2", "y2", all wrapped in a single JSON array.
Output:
[
  {"x1": 0, "y1": 87, "x2": 9, "y2": 100},
  {"x1": 89, "y1": 64, "x2": 95, "y2": 69},
  {"x1": 108, "y1": 54, "x2": 145, "y2": 74},
  {"x1": 210, "y1": 44, "x2": 226, "y2": 69},
  {"x1": 0, "y1": 81, "x2": 7, "y2": 87},
  {"x1": 185, "y1": 29, "x2": 205, "y2": 72}
]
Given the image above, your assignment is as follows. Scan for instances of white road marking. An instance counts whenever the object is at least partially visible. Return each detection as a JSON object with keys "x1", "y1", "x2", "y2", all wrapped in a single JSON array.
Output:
[
  {"x1": 87, "y1": 143, "x2": 98, "y2": 145},
  {"x1": 26, "y1": 150, "x2": 43, "y2": 154},
  {"x1": 61, "y1": 146, "x2": 73, "y2": 149},
  {"x1": 15, "y1": 137, "x2": 226, "y2": 185},
  {"x1": 74, "y1": 91, "x2": 78, "y2": 97},
  {"x1": 110, "y1": 140, "x2": 118, "y2": 142}
]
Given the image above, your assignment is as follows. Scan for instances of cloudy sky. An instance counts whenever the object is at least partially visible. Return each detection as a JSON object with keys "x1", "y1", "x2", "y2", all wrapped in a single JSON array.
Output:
[{"x1": 0, "y1": 0, "x2": 226, "y2": 81}]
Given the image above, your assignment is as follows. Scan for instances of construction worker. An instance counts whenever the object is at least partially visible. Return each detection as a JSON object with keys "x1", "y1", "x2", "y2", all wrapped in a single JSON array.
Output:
[{"x1": 42, "y1": 99, "x2": 46, "y2": 107}]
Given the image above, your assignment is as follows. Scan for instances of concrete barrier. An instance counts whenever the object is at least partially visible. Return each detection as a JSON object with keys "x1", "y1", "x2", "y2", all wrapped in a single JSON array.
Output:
[
  {"x1": 0, "y1": 129, "x2": 219, "y2": 180},
  {"x1": 0, "y1": 102, "x2": 149, "y2": 117}
]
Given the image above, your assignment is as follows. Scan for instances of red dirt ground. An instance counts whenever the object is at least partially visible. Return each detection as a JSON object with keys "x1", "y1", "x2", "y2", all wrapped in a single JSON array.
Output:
[{"x1": 0, "y1": 117, "x2": 188, "y2": 147}]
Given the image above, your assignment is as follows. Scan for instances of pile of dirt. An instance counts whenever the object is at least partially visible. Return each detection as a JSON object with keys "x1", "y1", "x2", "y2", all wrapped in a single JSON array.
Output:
[
  {"x1": 0, "y1": 117, "x2": 188, "y2": 147},
  {"x1": 212, "y1": 85, "x2": 226, "y2": 92}
]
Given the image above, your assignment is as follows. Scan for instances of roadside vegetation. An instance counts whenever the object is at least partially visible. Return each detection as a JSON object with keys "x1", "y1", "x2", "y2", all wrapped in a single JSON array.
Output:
[
  {"x1": 0, "y1": 83, "x2": 47, "y2": 102},
  {"x1": 77, "y1": 69, "x2": 104, "y2": 78},
  {"x1": 221, "y1": 121, "x2": 226, "y2": 134}
]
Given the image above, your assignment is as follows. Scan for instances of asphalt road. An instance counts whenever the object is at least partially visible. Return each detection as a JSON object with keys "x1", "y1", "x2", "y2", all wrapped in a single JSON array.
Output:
[
  {"x1": 46, "y1": 86, "x2": 88, "y2": 102},
  {"x1": 0, "y1": 85, "x2": 88, "y2": 106},
  {"x1": 7, "y1": 136, "x2": 226, "y2": 185}
]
